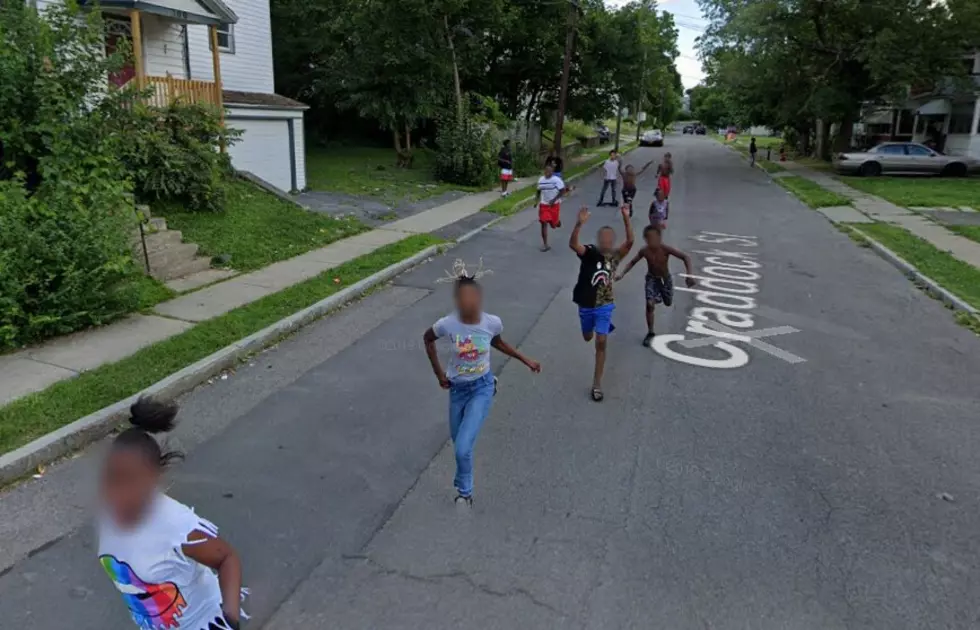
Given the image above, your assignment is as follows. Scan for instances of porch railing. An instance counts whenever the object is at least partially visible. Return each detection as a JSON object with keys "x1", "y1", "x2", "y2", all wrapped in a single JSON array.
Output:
[{"x1": 144, "y1": 76, "x2": 220, "y2": 108}]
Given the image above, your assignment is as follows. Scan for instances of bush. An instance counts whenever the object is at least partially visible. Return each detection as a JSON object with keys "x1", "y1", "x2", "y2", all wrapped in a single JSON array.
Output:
[
  {"x1": 434, "y1": 113, "x2": 496, "y2": 187},
  {"x1": 512, "y1": 142, "x2": 538, "y2": 177},
  {"x1": 119, "y1": 102, "x2": 238, "y2": 213},
  {"x1": 0, "y1": 1, "x2": 141, "y2": 350}
]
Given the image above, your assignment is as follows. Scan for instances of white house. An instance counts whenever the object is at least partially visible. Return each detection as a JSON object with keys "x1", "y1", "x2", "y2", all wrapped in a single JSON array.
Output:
[
  {"x1": 907, "y1": 51, "x2": 980, "y2": 159},
  {"x1": 37, "y1": 0, "x2": 308, "y2": 192}
]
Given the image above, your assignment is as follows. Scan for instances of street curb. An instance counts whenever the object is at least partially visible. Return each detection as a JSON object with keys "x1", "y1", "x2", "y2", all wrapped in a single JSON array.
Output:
[
  {"x1": 0, "y1": 144, "x2": 638, "y2": 486},
  {"x1": 848, "y1": 226, "x2": 980, "y2": 316},
  {"x1": 0, "y1": 244, "x2": 445, "y2": 486}
]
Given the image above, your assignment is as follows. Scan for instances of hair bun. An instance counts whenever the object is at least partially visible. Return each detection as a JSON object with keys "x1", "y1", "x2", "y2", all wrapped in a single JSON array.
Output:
[{"x1": 129, "y1": 397, "x2": 178, "y2": 434}]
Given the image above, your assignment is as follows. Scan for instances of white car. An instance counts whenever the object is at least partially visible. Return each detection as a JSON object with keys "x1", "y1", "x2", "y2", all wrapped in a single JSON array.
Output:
[{"x1": 640, "y1": 129, "x2": 664, "y2": 147}]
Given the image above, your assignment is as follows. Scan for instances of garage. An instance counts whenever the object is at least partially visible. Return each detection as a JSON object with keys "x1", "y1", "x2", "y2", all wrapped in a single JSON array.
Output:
[{"x1": 224, "y1": 90, "x2": 308, "y2": 193}]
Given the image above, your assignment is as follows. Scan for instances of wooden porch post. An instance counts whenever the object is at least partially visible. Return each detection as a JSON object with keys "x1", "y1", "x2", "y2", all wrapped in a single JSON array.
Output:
[
  {"x1": 209, "y1": 25, "x2": 226, "y2": 153},
  {"x1": 130, "y1": 10, "x2": 145, "y2": 88}
]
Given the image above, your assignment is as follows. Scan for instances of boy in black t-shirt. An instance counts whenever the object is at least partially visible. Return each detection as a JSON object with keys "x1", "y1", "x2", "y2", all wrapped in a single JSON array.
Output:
[{"x1": 569, "y1": 204, "x2": 634, "y2": 402}]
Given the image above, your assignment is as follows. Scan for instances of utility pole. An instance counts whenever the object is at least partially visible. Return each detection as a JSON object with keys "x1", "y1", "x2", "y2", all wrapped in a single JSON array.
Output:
[
  {"x1": 614, "y1": 98, "x2": 623, "y2": 152},
  {"x1": 553, "y1": 0, "x2": 579, "y2": 155}
]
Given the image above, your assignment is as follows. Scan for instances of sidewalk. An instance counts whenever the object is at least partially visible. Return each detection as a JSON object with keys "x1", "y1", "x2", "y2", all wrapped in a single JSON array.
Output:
[
  {"x1": 779, "y1": 160, "x2": 980, "y2": 269},
  {"x1": 0, "y1": 147, "x2": 619, "y2": 406}
]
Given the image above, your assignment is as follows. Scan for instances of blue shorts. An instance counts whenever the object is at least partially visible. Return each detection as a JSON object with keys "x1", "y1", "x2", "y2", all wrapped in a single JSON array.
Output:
[{"x1": 578, "y1": 303, "x2": 616, "y2": 336}]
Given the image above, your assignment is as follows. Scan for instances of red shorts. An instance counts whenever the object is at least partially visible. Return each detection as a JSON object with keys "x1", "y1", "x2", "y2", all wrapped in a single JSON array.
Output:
[
  {"x1": 658, "y1": 176, "x2": 671, "y2": 198},
  {"x1": 500, "y1": 169, "x2": 514, "y2": 182},
  {"x1": 538, "y1": 202, "x2": 561, "y2": 227}
]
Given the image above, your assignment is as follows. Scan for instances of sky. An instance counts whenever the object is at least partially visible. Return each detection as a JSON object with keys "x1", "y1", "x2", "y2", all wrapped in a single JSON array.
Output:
[{"x1": 607, "y1": 0, "x2": 708, "y2": 91}]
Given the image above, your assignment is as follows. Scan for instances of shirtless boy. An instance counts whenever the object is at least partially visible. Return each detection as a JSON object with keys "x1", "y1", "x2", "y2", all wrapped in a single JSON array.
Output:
[
  {"x1": 619, "y1": 160, "x2": 655, "y2": 216},
  {"x1": 615, "y1": 225, "x2": 696, "y2": 347}
]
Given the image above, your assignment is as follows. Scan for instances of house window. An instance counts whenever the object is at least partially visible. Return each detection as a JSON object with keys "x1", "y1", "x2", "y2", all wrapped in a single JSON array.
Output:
[
  {"x1": 948, "y1": 105, "x2": 974, "y2": 134},
  {"x1": 211, "y1": 24, "x2": 234, "y2": 53}
]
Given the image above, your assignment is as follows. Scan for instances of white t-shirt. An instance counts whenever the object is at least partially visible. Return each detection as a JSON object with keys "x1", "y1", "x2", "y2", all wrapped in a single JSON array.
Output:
[
  {"x1": 432, "y1": 311, "x2": 503, "y2": 382},
  {"x1": 603, "y1": 159, "x2": 619, "y2": 180},
  {"x1": 537, "y1": 175, "x2": 566, "y2": 205},
  {"x1": 98, "y1": 494, "x2": 232, "y2": 630}
]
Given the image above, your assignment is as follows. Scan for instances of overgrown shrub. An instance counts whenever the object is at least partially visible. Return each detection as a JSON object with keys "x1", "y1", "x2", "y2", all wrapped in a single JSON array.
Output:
[
  {"x1": 119, "y1": 102, "x2": 238, "y2": 213},
  {"x1": 434, "y1": 113, "x2": 496, "y2": 187},
  {"x1": 512, "y1": 142, "x2": 538, "y2": 177},
  {"x1": 0, "y1": 1, "x2": 141, "y2": 349}
]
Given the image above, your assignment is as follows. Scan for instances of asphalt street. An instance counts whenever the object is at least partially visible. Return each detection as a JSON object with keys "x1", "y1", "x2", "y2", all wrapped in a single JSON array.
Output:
[{"x1": 2, "y1": 136, "x2": 979, "y2": 629}]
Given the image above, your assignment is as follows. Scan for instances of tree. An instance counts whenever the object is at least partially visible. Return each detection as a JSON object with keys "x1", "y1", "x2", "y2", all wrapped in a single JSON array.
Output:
[{"x1": 698, "y1": 0, "x2": 980, "y2": 158}]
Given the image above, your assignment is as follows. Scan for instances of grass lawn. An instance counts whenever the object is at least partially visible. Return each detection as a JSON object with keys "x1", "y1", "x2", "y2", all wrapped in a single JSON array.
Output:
[
  {"x1": 305, "y1": 146, "x2": 482, "y2": 202},
  {"x1": 841, "y1": 177, "x2": 980, "y2": 209},
  {"x1": 0, "y1": 234, "x2": 443, "y2": 456},
  {"x1": 855, "y1": 222, "x2": 980, "y2": 310},
  {"x1": 794, "y1": 156, "x2": 835, "y2": 173},
  {"x1": 160, "y1": 179, "x2": 368, "y2": 272},
  {"x1": 949, "y1": 225, "x2": 980, "y2": 246},
  {"x1": 776, "y1": 176, "x2": 851, "y2": 208},
  {"x1": 133, "y1": 275, "x2": 176, "y2": 310}
]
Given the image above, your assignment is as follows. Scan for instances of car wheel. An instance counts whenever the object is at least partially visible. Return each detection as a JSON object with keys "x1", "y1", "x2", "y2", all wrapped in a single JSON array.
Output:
[
  {"x1": 941, "y1": 162, "x2": 967, "y2": 177},
  {"x1": 859, "y1": 162, "x2": 882, "y2": 177}
]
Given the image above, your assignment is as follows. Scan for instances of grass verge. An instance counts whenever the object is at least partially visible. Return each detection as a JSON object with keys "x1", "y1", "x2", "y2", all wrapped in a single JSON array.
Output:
[
  {"x1": 854, "y1": 222, "x2": 980, "y2": 310},
  {"x1": 949, "y1": 225, "x2": 980, "y2": 246},
  {"x1": 159, "y1": 179, "x2": 368, "y2": 272},
  {"x1": 776, "y1": 176, "x2": 851, "y2": 208},
  {"x1": 485, "y1": 141, "x2": 639, "y2": 216},
  {"x1": 841, "y1": 176, "x2": 980, "y2": 209},
  {"x1": 134, "y1": 275, "x2": 177, "y2": 310},
  {"x1": 0, "y1": 234, "x2": 443, "y2": 455},
  {"x1": 305, "y1": 146, "x2": 481, "y2": 201}
]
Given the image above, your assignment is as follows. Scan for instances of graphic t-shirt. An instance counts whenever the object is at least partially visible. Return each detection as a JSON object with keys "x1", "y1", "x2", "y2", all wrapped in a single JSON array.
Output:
[
  {"x1": 573, "y1": 245, "x2": 622, "y2": 308},
  {"x1": 650, "y1": 198, "x2": 668, "y2": 221},
  {"x1": 603, "y1": 159, "x2": 619, "y2": 180},
  {"x1": 432, "y1": 312, "x2": 503, "y2": 382},
  {"x1": 98, "y1": 494, "x2": 232, "y2": 630},
  {"x1": 537, "y1": 175, "x2": 566, "y2": 205}
]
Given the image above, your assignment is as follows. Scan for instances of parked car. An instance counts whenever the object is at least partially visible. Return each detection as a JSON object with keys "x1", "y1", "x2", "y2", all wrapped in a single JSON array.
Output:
[
  {"x1": 595, "y1": 124, "x2": 611, "y2": 143},
  {"x1": 695, "y1": 125, "x2": 706, "y2": 135},
  {"x1": 640, "y1": 129, "x2": 664, "y2": 147},
  {"x1": 682, "y1": 125, "x2": 694, "y2": 134},
  {"x1": 833, "y1": 142, "x2": 980, "y2": 177}
]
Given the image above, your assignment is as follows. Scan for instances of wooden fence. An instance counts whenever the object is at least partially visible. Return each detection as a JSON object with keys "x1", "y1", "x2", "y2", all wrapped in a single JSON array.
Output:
[{"x1": 143, "y1": 76, "x2": 220, "y2": 108}]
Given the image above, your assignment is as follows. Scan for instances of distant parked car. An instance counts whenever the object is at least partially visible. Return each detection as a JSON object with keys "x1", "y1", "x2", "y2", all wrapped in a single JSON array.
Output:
[
  {"x1": 682, "y1": 125, "x2": 694, "y2": 134},
  {"x1": 640, "y1": 129, "x2": 664, "y2": 147},
  {"x1": 695, "y1": 125, "x2": 706, "y2": 135},
  {"x1": 833, "y1": 142, "x2": 980, "y2": 177}
]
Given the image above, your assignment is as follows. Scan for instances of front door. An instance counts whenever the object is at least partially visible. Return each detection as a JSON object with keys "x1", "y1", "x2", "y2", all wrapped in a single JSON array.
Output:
[{"x1": 105, "y1": 17, "x2": 135, "y2": 87}]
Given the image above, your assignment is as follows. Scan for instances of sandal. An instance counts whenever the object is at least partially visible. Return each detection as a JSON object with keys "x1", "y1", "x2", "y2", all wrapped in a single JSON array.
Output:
[{"x1": 591, "y1": 388, "x2": 604, "y2": 402}]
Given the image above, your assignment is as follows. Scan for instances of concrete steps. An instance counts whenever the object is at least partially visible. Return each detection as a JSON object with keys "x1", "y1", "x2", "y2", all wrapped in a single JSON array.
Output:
[{"x1": 132, "y1": 204, "x2": 214, "y2": 282}]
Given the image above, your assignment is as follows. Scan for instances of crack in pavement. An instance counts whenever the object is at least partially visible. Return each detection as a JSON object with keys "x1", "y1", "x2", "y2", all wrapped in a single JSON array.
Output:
[{"x1": 343, "y1": 554, "x2": 568, "y2": 619}]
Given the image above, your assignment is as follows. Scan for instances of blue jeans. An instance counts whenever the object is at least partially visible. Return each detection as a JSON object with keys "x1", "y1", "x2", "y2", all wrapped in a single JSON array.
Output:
[{"x1": 448, "y1": 373, "x2": 495, "y2": 497}]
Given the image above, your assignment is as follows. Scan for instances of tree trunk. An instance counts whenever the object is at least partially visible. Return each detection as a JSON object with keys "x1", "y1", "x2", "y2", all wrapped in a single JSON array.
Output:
[
  {"x1": 815, "y1": 119, "x2": 831, "y2": 161},
  {"x1": 833, "y1": 109, "x2": 857, "y2": 154},
  {"x1": 445, "y1": 16, "x2": 463, "y2": 120},
  {"x1": 405, "y1": 123, "x2": 412, "y2": 151},
  {"x1": 393, "y1": 128, "x2": 403, "y2": 153}
]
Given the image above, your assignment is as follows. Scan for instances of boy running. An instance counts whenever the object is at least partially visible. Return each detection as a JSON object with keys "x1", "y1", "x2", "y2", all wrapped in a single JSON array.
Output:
[
  {"x1": 570, "y1": 204, "x2": 634, "y2": 402},
  {"x1": 656, "y1": 152, "x2": 674, "y2": 199},
  {"x1": 597, "y1": 150, "x2": 620, "y2": 207},
  {"x1": 545, "y1": 150, "x2": 564, "y2": 179},
  {"x1": 498, "y1": 140, "x2": 514, "y2": 196},
  {"x1": 619, "y1": 159, "x2": 655, "y2": 216},
  {"x1": 615, "y1": 225, "x2": 696, "y2": 347},
  {"x1": 536, "y1": 163, "x2": 568, "y2": 252},
  {"x1": 649, "y1": 187, "x2": 669, "y2": 230}
]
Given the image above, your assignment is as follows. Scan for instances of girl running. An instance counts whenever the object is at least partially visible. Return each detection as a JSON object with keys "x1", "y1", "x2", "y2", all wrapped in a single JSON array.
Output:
[
  {"x1": 649, "y1": 187, "x2": 669, "y2": 230},
  {"x1": 423, "y1": 276, "x2": 541, "y2": 506},
  {"x1": 98, "y1": 398, "x2": 246, "y2": 630}
]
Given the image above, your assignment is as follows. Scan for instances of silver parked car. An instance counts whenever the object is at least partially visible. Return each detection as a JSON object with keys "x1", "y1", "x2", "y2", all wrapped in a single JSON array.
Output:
[{"x1": 833, "y1": 142, "x2": 980, "y2": 177}]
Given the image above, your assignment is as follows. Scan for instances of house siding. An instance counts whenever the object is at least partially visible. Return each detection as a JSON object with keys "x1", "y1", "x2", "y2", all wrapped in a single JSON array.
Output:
[
  {"x1": 293, "y1": 119, "x2": 307, "y2": 190},
  {"x1": 142, "y1": 14, "x2": 187, "y2": 78},
  {"x1": 187, "y1": 0, "x2": 275, "y2": 93}
]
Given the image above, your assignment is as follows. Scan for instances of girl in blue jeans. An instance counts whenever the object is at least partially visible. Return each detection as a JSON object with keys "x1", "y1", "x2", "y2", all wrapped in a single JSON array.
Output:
[{"x1": 423, "y1": 276, "x2": 541, "y2": 506}]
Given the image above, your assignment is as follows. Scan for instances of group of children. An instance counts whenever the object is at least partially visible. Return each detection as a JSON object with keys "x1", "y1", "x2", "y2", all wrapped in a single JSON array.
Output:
[{"x1": 93, "y1": 147, "x2": 695, "y2": 630}]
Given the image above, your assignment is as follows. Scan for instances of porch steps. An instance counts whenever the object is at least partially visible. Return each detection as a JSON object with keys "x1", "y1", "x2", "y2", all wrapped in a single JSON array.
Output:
[{"x1": 132, "y1": 205, "x2": 215, "y2": 282}]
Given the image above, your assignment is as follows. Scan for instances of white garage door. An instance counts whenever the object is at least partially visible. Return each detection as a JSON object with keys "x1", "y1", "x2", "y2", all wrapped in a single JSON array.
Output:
[{"x1": 227, "y1": 118, "x2": 293, "y2": 192}]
